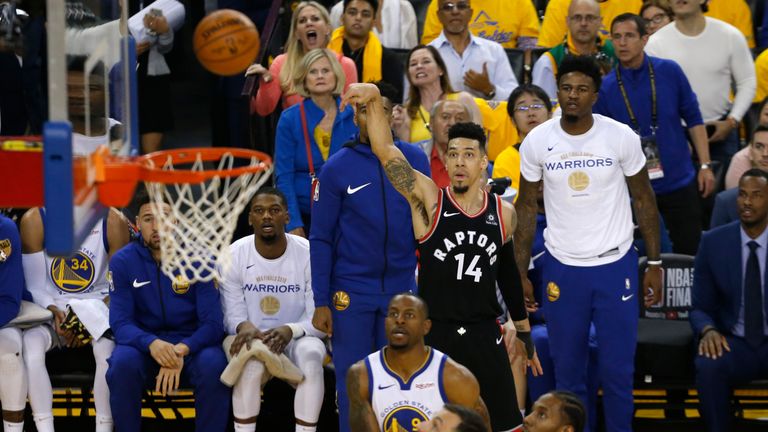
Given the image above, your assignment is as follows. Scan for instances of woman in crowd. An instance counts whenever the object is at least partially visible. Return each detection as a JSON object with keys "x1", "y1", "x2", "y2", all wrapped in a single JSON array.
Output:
[
  {"x1": 392, "y1": 44, "x2": 479, "y2": 143},
  {"x1": 247, "y1": 1, "x2": 358, "y2": 116},
  {"x1": 641, "y1": 0, "x2": 674, "y2": 36},
  {"x1": 492, "y1": 84, "x2": 552, "y2": 194},
  {"x1": 274, "y1": 48, "x2": 358, "y2": 237},
  {"x1": 724, "y1": 96, "x2": 768, "y2": 189}
]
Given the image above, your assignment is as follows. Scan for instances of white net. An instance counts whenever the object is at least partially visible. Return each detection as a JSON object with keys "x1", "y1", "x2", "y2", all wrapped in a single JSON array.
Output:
[{"x1": 144, "y1": 150, "x2": 272, "y2": 282}]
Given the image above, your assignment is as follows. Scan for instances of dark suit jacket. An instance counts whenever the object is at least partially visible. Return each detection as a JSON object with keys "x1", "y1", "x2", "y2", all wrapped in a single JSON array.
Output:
[
  {"x1": 691, "y1": 221, "x2": 768, "y2": 336},
  {"x1": 710, "y1": 188, "x2": 739, "y2": 229}
]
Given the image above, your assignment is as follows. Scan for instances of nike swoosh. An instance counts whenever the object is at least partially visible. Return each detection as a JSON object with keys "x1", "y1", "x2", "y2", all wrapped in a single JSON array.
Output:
[
  {"x1": 378, "y1": 384, "x2": 395, "y2": 390},
  {"x1": 621, "y1": 294, "x2": 634, "y2": 302},
  {"x1": 347, "y1": 183, "x2": 371, "y2": 194},
  {"x1": 246, "y1": 264, "x2": 256, "y2": 269},
  {"x1": 133, "y1": 279, "x2": 151, "y2": 288},
  {"x1": 443, "y1": 211, "x2": 460, "y2": 217},
  {"x1": 547, "y1": 146, "x2": 555, "y2": 151},
  {"x1": 496, "y1": 336, "x2": 504, "y2": 345}
]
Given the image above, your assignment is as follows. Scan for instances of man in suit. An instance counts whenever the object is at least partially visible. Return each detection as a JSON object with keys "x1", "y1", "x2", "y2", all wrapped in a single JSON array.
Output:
[
  {"x1": 711, "y1": 125, "x2": 768, "y2": 228},
  {"x1": 692, "y1": 168, "x2": 768, "y2": 432}
]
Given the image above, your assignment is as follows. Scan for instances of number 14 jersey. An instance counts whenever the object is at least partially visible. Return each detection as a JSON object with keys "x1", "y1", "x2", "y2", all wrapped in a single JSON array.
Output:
[{"x1": 417, "y1": 188, "x2": 506, "y2": 323}]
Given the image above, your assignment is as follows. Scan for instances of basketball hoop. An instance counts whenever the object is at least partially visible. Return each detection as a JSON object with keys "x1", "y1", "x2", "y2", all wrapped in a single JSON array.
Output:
[{"x1": 96, "y1": 147, "x2": 272, "y2": 282}]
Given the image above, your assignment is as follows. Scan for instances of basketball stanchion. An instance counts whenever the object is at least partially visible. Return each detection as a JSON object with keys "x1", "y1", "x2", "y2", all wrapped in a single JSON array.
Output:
[{"x1": 94, "y1": 146, "x2": 273, "y2": 282}]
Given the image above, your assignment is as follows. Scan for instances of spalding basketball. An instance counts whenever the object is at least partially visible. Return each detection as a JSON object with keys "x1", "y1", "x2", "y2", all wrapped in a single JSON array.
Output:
[{"x1": 194, "y1": 9, "x2": 260, "y2": 76}]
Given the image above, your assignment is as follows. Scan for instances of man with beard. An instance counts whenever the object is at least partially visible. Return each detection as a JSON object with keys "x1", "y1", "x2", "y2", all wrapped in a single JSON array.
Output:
[
  {"x1": 347, "y1": 293, "x2": 490, "y2": 431},
  {"x1": 515, "y1": 55, "x2": 662, "y2": 432},
  {"x1": 341, "y1": 83, "x2": 539, "y2": 432},
  {"x1": 220, "y1": 187, "x2": 327, "y2": 432}
]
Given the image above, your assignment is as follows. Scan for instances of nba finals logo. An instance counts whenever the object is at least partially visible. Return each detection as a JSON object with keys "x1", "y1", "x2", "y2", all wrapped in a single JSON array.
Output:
[
  {"x1": 383, "y1": 406, "x2": 429, "y2": 432},
  {"x1": 51, "y1": 252, "x2": 95, "y2": 293},
  {"x1": 172, "y1": 275, "x2": 191, "y2": 294}
]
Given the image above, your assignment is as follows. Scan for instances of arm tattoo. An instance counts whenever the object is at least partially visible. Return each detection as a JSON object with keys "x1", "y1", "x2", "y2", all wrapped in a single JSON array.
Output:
[
  {"x1": 513, "y1": 180, "x2": 540, "y2": 275},
  {"x1": 348, "y1": 366, "x2": 378, "y2": 432},
  {"x1": 627, "y1": 170, "x2": 661, "y2": 259},
  {"x1": 384, "y1": 157, "x2": 416, "y2": 194}
]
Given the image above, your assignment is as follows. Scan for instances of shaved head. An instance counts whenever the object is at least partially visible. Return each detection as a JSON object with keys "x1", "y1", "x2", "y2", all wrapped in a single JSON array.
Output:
[{"x1": 568, "y1": 0, "x2": 600, "y2": 16}]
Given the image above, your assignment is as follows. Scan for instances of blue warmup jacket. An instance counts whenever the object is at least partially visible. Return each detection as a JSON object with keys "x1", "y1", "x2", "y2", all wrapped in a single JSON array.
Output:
[
  {"x1": 0, "y1": 215, "x2": 24, "y2": 327},
  {"x1": 108, "y1": 238, "x2": 224, "y2": 354},
  {"x1": 594, "y1": 55, "x2": 704, "y2": 195},
  {"x1": 310, "y1": 137, "x2": 430, "y2": 307},
  {"x1": 275, "y1": 96, "x2": 359, "y2": 231}
]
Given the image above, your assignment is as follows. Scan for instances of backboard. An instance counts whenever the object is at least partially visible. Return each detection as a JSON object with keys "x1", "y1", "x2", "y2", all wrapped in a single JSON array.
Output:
[{"x1": 0, "y1": 0, "x2": 138, "y2": 255}]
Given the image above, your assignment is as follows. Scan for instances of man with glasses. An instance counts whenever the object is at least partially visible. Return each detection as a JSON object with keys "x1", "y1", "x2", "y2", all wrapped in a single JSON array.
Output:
[
  {"x1": 532, "y1": 0, "x2": 617, "y2": 103},
  {"x1": 594, "y1": 13, "x2": 713, "y2": 255},
  {"x1": 427, "y1": 0, "x2": 518, "y2": 101},
  {"x1": 328, "y1": 0, "x2": 405, "y2": 101},
  {"x1": 538, "y1": 0, "x2": 642, "y2": 48},
  {"x1": 421, "y1": 0, "x2": 541, "y2": 49},
  {"x1": 516, "y1": 55, "x2": 662, "y2": 432}
]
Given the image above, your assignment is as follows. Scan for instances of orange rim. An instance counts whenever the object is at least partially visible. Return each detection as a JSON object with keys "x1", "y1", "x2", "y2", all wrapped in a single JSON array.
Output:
[{"x1": 94, "y1": 147, "x2": 273, "y2": 208}]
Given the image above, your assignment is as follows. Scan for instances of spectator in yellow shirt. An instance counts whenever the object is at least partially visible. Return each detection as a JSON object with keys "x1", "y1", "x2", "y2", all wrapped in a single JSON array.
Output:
[
  {"x1": 491, "y1": 84, "x2": 552, "y2": 195},
  {"x1": 420, "y1": 0, "x2": 541, "y2": 49},
  {"x1": 705, "y1": 0, "x2": 755, "y2": 49},
  {"x1": 537, "y1": 0, "x2": 642, "y2": 48},
  {"x1": 756, "y1": 50, "x2": 768, "y2": 103}
]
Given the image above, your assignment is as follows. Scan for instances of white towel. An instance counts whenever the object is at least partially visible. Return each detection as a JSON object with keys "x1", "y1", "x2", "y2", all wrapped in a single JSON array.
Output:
[
  {"x1": 67, "y1": 299, "x2": 110, "y2": 341},
  {"x1": 128, "y1": 0, "x2": 185, "y2": 44},
  {"x1": 220, "y1": 335, "x2": 304, "y2": 388},
  {"x1": 3, "y1": 301, "x2": 53, "y2": 329}
]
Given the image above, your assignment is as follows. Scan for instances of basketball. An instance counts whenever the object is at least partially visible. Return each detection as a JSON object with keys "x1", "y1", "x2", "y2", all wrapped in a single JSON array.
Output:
[{"x1": 193, "y1": 9, "x2": 260, "y2": 76}]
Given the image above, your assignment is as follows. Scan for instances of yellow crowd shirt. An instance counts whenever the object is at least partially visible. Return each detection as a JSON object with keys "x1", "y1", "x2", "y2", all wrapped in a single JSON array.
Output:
[
  {"x1": 537, "y1": 0, "x2": 641, "y2": 48},
  {"x1": 491, "y1": 145, "x2": 521, "y2": 198},
  {"x1": 755, "y1": 49, "x2": 768, "y2": 103},
  {"x1": 474, "y1": 98, "x2": 519, "y2": 163},
  {"x1": 705, "y1": 0, "x2": 755, "y2": 49},
  {"x1": 421, "y1": 0, "x2": 540, "y2": 49},
  {"x1": 314, "y1": 126, "x2": 332, "y2": 161},
  {"x1": 409, "y1": 93, "x2": 461, "y2": 144}
]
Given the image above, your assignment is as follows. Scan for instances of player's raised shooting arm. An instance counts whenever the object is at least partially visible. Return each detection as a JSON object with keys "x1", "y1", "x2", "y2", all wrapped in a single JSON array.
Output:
[
  {"x1": 347, "y1": 361, "x2": 378, "y2": 432},
  {"x1": 513, "y1": 178, "x2": 540, "y2": 278},
  {"x1": 442, "y1": 359, "x2": 492, "y2": 430},
  {"x1": 341, "y1": 84, "x2": 438, "y2": 207}
]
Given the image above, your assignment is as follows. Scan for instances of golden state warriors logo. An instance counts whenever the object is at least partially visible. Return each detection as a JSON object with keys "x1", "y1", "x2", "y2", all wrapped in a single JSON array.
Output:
[
  {"x1": 260, "y1": 296, "x2": 280, "y2": 315},
  {"x1": 0, "y1": 238, "x2": 11, "y2": 263},
  {"x1": 568, "y1": 171, "x2": 590, "y2": 191},
  {"x1": 383, "y1": 406, "x2": 428, "y2": 432},
  {"x1": 547, "y1": 282, "x2": 560, "y2": 302},
  {"x1": 172, "y1": 275, "x2": 190, "y2": 294},
  {"x1": 333, "y1": 291, "x2": 350, "y2": 311},
  {"x1": 51, "y1": 253, "x2": 95, "y2": 293}
]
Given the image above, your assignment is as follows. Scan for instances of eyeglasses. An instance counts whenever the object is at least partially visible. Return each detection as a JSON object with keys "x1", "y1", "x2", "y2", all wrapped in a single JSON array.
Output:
[
  {"x1": 568, "y1": 14, "x2": 600, "y2": 24},
  {"x1": 514, "y1": 104, "x2": 547, "y2": 112},
  {"x1": 643, "y1": 13, "x2": 669, "y2": 25},
  {"x1": 440, "y1": 2, "x2": 470, "y2": 12}
]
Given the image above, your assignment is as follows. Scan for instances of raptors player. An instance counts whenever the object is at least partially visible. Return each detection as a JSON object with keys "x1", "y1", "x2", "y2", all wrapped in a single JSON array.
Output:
[
  {"x1": 347, "y1": 293, "x2": 490, "y2": 431},
  {"x1": 220, "y1": 187, "x2": 327, "y2": 432},
  {"x1": 342, "y1": 84, "x2": 540, "y2": 431},
  {"x1": 19, "y1": 207, "x2": 130, "y2": 432}
]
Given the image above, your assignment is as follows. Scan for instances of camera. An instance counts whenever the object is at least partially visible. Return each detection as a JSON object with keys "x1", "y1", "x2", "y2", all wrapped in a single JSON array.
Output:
[{"x1": 0, "y1": 1, "x2": 27, "y2": 52}]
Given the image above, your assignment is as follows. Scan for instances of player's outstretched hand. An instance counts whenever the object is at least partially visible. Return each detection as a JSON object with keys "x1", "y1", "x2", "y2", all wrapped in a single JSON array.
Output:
[
  {"x1": 312, "y1": 306, "x2": 333, "y2": 336},
  {"x1": 230, "y1": 323, "x2": 264, "y2": 357},
  {"x1": 643, "y1": 265, "x2": 663, "y2": 307},
  {"x1": 263, "y1": 325, "x2": 292, "y2": 355},
  {"x1": 150, "y1": 339, "x2": 181, "y2": 368},
  {"x1": 340, "y1": 83, "x2": 381, "y2": 112}
]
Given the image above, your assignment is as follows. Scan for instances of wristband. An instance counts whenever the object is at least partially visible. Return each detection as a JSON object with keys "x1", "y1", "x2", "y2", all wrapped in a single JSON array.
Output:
[
  {"x1": 647, "y1": 260, "x2": 662, "y2": 266},
  {"x1": 517, "y1": 331, "x2": 535, "y2": 360},
  {"x1": 287, "y1": 323, "x2": 305, "y2": 339}
]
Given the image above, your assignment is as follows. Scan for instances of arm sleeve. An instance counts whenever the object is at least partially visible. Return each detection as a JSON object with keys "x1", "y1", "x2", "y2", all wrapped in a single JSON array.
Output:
[
  {"x1": 22, "y1": 251, "x2": 55, "y2": 308},
  {"x1": 181, "y1": 280, "x2": 225, "y2": 355},
  {"x1": 220, "y1": 247, "x2": 248, "y2": 335},
  {"x1": 253, "y1": 55, "x2": 285, "y2": 116},
  {"x1": 108, "y1": 254, "x2": 158, "y2": 352},
  {"x1": 274, "y1": 109, "x2": 305, "y2": 232},
  {"x1": 537, "y1": 0, "x2": 568, "y2": 48},
  {"x1": 497, "y1": 241, "x2": 527, "y2": 321},
  {"x1": 690, "y1": 235, "x2": 718, "y2": 334},
  {"x1": 309, "y1": 163, "x2": 342, "y2": 308},
  {"x1": 674, "y1": 62, "x2": 704, "y2": 128},
  {"x1": 728, "y1": 32, "x2": 757, "y2": 121},
  {"x1": 490, "y1": 44, "x2": 518, "y2": 101},
  {"x1": 0, "y1": 221, "x2": 23, "y2": 327},
  {"x1": 531, "y1": 54, "x2": 558, "y2": 103},
  {"x1": 420, "y1": 0, "x2": 441, "y2": 45}
]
